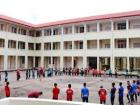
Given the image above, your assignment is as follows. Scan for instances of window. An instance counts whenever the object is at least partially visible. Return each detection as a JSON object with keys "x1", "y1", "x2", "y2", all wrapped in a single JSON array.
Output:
[
  {"x1": 117, "y1": 23, "x2": 126, "y2": 30},
  {"x1": 105, "y1": 44, "x2": 110, "y2": 48},
  {"x1": 44, "y1": 29, "x2": 52, "y2": 36},
  {"x1": 0, "y1": 24, "x2": 4, "y2": 31},
  {"x1": 117, "y1": 40, "x2": 126, "y2": 48},
  {"x1": 133, "y1": 43, "x2": 140, "y2": 48},
  {"x1": 28, "y1": 43, "x2": 34, "y2": 50},
  {"x1": 75, "y1": 26, "x2": 84, "y2": 33},
  {"x1": 11, "y1": 27, "x2": 17, "y2": 33},
  {"x1": 79, "y1": 42, "x2": 83, "y2": 49},
  {"x1": 18, "y1": 41, "x2": 25, "y2": 49},
  {"x1": 8, "y1": 40, "x2": 16, "y2": 49},
  {"x1": 36, "y1": 43, "x2": 41, "y2": 50}
]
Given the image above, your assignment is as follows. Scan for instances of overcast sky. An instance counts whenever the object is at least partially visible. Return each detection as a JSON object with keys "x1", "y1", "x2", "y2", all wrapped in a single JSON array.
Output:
[{"x1": 0, "y1": 0, "x2": 140, "y2": 24}]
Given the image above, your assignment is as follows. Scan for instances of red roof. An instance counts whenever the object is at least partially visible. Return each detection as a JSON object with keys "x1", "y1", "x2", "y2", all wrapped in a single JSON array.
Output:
[{"x1": 0, "y1": 10, "x2": 140, "y2": 28}]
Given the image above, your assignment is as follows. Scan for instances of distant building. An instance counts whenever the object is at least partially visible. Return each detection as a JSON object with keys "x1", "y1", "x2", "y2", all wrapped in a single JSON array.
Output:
[{"x1": 0, "y1": 10, "x2": 140, "y2": 72}]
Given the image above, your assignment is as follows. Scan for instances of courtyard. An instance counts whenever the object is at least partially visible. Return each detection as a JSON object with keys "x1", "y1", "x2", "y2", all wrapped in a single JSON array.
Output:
[{"x1": 0, "y1": 71, "x2": 140, "y2": 105}]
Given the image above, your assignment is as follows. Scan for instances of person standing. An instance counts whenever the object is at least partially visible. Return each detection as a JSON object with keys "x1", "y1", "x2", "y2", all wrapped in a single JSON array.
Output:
[
  {"x1": 5, "y1": 71, "x2": 8, "y2": 82},
  {"x1": 66, "y1": 84, "x2": 73, "y2": 101},
  {"x1": 110, "y1": 82, "x2": 116, "y2": 105},
  {"x1": 52, "y1": 83, "x2": 60, "y2": 100},
  {"x1": 118, "y1": 82, "x2": 124, "y2": 105},
  {"x1": 131, "y1": 80, "x2": 137, "y2": 102},
  {"x1": 5, "y1": 82, "x2": 10, "y2": 97},
  {"x1": 81, "y1": 83, "x2": 89, "y2": 102},
  {"x1": 16, "y1": 69, "x2": 21, "y2": 81},
  {"x1": 98, "y1": 86, "x2": 107, "y2": 104},
  {"x1": 127, "y1": 81, "x2": 134, "y2": 105}
]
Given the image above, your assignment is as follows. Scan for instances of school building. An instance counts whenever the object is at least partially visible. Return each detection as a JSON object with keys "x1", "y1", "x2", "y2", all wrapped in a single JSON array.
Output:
[{"x1": 0, "y1": 10, "x2": 140, "y2": 73}]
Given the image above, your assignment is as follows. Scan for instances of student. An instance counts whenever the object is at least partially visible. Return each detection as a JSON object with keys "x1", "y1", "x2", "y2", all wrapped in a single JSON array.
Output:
[
  {"x1": 127, "y1": 81, "x2": 134, "y2": 104},
  {"x1": 131, "y1": 80, "x2": 137, "y2": 102},
  {"x1": 5, "y1": 82, "x2": 10, "y2": 97},
  {"x1": 118, "y1": 82, "x2": 124, "y2": 105},
  {"x1": 28, "y1": 91, "x2": 43, "y2": 98},
  {"x1": 98, "y1": 86, "x2": 107, "y2": 104},
  {"x1": 16, "y1": 69, "x2": 21, "y2": 81},
  {"x1": 5, "y1": 71, "x2": 8, "y2": 82},
  {"x1": 81, "y1": 83, "x2": 89, "y2": 102},
  {"x1": 52, "y1": 83, "x2": 60, "y2": 100},
  {"x1": 66, "y1": 84, "x2": 73, "y2": 101},
  {"x1": 110, "y1": 82, "x2": 116, "y2": 105}
]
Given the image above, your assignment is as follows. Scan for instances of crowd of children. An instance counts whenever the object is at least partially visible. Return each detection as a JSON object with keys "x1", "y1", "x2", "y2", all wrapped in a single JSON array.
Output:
[{"x1": 3, "y1": 79, "x2": 140, "y2": 105}]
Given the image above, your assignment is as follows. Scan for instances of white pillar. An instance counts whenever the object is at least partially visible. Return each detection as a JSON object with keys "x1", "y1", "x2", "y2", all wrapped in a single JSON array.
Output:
[
  {"x1": 4, "y1": 55, "x2": 8, "y2": 70},
  {"x1": 60, "y1": 56, "x2": 63, "y2": 71},
  {"x1": 71, "y1": 57, "x2": 74, "y2": 69},
  {"x1": 72, "y1": 25, "x2": 75, "y2": 34},
  {"x1": 42, "y1": 29, "x2": 44, "y2": 37},
  {"x1": 84, "y1": 24, "x2": 86, "y2": 33},
  {"x1": 83, "y1": 56, "x2": 87, "y2": 69},
  {"x1": 126, "y1": 19, "x2": 129, "y2": 30},
  {"x1": 15, "y1": 56, "x2": 18, "y2": 69},
  {"x1": 4, "y1": 39, "x2": 8, "y2": 70},
  {"x1": 72, "y1": 41, "x2": 74, "y2": 50},
  {"x1": 127, "y1": 57, "x2": 130, "y2": 71},
  {"x1": 111, "y1": 20, "x2": 114, "y2": 31},
  {"x1": 97, "y1": 40, "x2": 100, "y2": 50},
  {"x1": 97, "y1": 22, "x2": 100, "y2": 32},
  {"x1": 25, "y1": 56, "x2": 28, "y2": 68},
  {"x1": 97, "y1": 57, "x2": 99, "y2": 70},
  {"x1": 127, "y1": 38, "x2": 129, "y2": 49}
]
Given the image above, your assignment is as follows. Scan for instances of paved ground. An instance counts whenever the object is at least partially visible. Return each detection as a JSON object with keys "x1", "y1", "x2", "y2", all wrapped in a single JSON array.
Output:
[{"x1": 0, "y1": 71, "x2": 140, "y2": 105}]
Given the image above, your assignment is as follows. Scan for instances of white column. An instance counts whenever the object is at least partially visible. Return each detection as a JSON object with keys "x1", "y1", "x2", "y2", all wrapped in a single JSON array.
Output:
[
  {"x1": 126, "y1": 19, "x2": 129, "y2": 30},
  {"x1": 15, "y1": 56, "x2": 18, "y2": 69},
  {"x1": 97, "y1": 22, "x2": 100, "y2": 32},
  {"x1": 33, "y1": 57, "x2": 35, "y2": 67},
  {"x1": 42, "y1": 29, "x2": 44, "y2": 37},
  {"x1": 4, "y1": 55, "x2": 8, "y2": 70},
  {"x1": 83, "y1": 56, "x2": 87, "y2": 69},
  {"x1": 97, "y1": 40, "x2": 100, "y2": 50},
  {"x1": 4, "y1": 39, "x2": 8, "y2": 70},
  {"x1": 61, "y1": 26, "x2": 64, "y2": 35},
  {"x1": 111, "y1": 35, "x2": 115, "y2": 73},
  {"x1": 16, "y1": 40, "x2": 18, "y2": 49},
  {"x1": 127, "y1": 38, "x2": 129, "y2": 49},
  {"x1": 84, "y1": 24, "x2": 86, "y2": 33},
  {"x1": 72, "y1": 41, "x2": 74, "y2": 50},
  {"x1": 60, "y1": 57, "x2": 63, "y2": 71},
  {"x1": 111, "y1": 20, "x2": 114, "y2": 31},
  {"x1": 51, "y1": 28, "x2": 53, "y2": 36},
  {"x1": 111, "y1": 57, "x2": 115, "y2": 73},
  {"x1": 97, "y1": 57, "x2": 99, "y2": 70},
  {"x1": 71, "y1": 57, "x2": 74, "y2": 69},
  {"x1": 72, "y1": 25, "x2": 75, "y2": 34},
  {"x1": 25, "y1": 56, "x2": 28, "y2": 68},
  {"x1": 51, "y1": 57, "x2": 53, "y2": 68},
  {"x1": 127, "y1": 57, "x2": 130, "y2": 71}
]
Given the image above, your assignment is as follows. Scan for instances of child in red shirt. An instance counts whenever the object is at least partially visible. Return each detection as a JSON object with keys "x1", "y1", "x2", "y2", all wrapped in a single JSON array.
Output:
[
  {"x1": 52, "y1": 83, "x2": 60, "y2": 100},
  {"x1": 66, "y1": 84, "x2": 73, "y2": 101},
  {"x1": 98, "y1": 86, "x2": 107, "y2": 104},
  {"x1": 5, "y1": 82, "x2": 10, "y2": 97},
  {"x1": 28, "y1": 91, "x2": 43, "y2": 98}
]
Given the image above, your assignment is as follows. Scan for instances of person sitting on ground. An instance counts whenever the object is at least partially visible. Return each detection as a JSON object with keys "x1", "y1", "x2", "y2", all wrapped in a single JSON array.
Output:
[{"x1": 28, "y1": 91, "x2": 43, "y2": 98}]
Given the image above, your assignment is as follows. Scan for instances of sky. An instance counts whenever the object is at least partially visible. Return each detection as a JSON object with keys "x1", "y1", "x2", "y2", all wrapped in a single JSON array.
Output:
[{"x1": 0, "y1": 0, "x2": 140, "y2": 24}]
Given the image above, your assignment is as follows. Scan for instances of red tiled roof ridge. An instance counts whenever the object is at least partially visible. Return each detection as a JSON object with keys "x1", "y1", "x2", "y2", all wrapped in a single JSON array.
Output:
[{"x1": 0, "y1": 10, "x2": 140, "y2": 28}]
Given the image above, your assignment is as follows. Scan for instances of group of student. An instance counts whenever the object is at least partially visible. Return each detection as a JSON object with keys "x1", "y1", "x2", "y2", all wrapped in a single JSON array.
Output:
[{"x1": 4, "y1": 79, "x2": 140, "y2": 105}]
